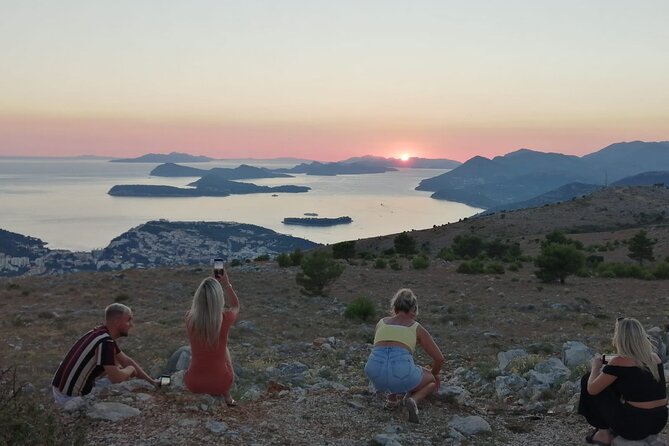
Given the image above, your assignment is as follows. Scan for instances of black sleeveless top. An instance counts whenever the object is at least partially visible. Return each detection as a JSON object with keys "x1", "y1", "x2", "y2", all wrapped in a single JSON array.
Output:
[{"x1": 602, "y1": 363, "x2": 666, "y2": 402}]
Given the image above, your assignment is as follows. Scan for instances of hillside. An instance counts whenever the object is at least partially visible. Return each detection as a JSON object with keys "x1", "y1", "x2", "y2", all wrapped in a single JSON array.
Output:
[
  {"x1": 417, "y1": 141, "x2": 669, "y2": 208},
  {"x1": 3, "y1": 186, "x2": 669, "y2": 445}
]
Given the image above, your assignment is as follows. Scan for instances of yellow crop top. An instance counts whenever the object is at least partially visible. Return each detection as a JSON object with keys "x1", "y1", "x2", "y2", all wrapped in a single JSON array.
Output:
[{"x1": 373, "y1": 319, "x2": 418, "y2": 352}]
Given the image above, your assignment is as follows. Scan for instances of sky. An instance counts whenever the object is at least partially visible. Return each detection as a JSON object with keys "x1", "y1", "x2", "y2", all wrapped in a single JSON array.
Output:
[{"x1": 1, "y1": 0, "x2": 668, "y2": 162}]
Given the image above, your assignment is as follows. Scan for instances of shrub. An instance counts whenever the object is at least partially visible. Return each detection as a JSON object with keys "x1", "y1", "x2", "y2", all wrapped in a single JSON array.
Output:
[
  {"x1": 436, "y1": 247, "x2": 456, "y2": 261},
  {"x1": 276, "y1": 253, "x2": 292, "y2": 267},
  {"x1": 394, "y1": 233, "x2": 417, "y2": 256},
  {"x1": 332, "y1": 241, "x2": 356, "y2": 260},
  {"x1": 115, "y1": 293, "x2": 131, "y2": 302},
  {"x1": 456, "y1": 259, "x2": 485, "y2": 274},
  {"x1": 541, "y1": 230, "x2": 584, "y2": 250},
  {"x1": 289, "y1": 248, "x2": 304, "y2": 266},
  {"x1": 452, "y1": 234, "x2": 485, "y2": 259},
  {"x1": 534, "y1": 243, "x2": 585, "y2": 284},
  {"x1": 411, "y1": 255, "x2": 430, "y2": 270},
  {"x1": 653, "y1": 262, "x2": 669, "y2": 279},
  {"x1": 389, "y1": 258, "x2": 402, "y2": 270},
  {"x1": 344, "y1": 296, "x2": 376, "y2": 321},
  {"x1": 485, "y1": 262, "x2": 505, "y2": 275},
  {"x1": 357, "y1": 251, "x2": 376, "y2": 260},
  {"x1": 628, "y1": 230, "x2": 656, "y2": 266},
  {"x1": 295, "y1": 251, "x2": 345, "y2": 296},
  {"x1": 230, "y1": 259, "x2": 242, "y2": 267},
  {"x1": 382, "y1": 247, "x2": 396, "y2": 256},
  {"x1": 374, "y1": 258, "x2": 387, "y2": 269},
  {"x1": 254, "y1": 254, "x2": 270, "y2": 261},
  {"x1": 0, "y1": 367, "x2": 86, "y2": 446}
]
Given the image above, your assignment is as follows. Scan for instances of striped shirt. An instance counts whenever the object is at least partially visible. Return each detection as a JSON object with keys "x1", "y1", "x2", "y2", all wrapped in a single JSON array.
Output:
[{"x1": 52, "y1": 326, "x2": 120, "y2": 396}]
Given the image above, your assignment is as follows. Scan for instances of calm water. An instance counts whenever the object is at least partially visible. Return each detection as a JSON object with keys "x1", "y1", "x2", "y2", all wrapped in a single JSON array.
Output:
[{"x1": 0, "y1": 158, "x2": 480, "y2": 251}]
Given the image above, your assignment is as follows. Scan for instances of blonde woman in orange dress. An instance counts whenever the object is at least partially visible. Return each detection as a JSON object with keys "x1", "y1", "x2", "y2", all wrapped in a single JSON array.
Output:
[{"x1": 184, "y1": 270, "x2": 240, "y2": 405}]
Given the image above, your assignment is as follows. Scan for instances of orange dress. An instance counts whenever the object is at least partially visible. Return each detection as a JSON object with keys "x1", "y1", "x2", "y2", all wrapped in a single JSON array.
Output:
[{"x1": 184, "y1": 311, "x2": 236, "y2": 395}]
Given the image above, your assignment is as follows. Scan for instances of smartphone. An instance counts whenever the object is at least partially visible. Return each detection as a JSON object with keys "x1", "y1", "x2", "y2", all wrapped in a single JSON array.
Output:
[
  {"x1": 213, "y1": 258, "x2": 225, "y2": 278},
  {"x1": 602, "y1": 354, "x2": 615, "y2": 364},
  {"x1": 158, "y1": 375, "x2": 171, "y2": 387}
]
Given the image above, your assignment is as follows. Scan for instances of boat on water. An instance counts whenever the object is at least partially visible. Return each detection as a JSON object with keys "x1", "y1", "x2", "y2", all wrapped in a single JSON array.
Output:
[{"x1": 282, "y1": 216, "x2": 352, "y2": 226}]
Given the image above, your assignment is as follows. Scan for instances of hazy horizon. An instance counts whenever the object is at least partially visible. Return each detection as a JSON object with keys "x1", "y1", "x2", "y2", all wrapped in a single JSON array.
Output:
[{"x1": 1, "y1": 1, "x2": 668, "y2": 161}]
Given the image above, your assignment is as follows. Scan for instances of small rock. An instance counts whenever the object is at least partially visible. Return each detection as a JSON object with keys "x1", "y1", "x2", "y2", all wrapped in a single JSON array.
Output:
[
  {"x1": 236, "y1": 320, "x2": 257, "y2": 333},
  {"x1": 448, "y1": 415, "x2": 492, "y2": 436},
  {"x1": 437, "y1": 384, "x2": 471, "y2": 405},
  {"x1": 166, "y1": 346, "x2": 192, "y2": 373},
  {"x1": 87, "y1": 402, "x2": 141, "y2": 422},
  {"x1": 372, "y1": 433, "x2": 402, "y2": 446},
  {"x1": 206, "y1": 420, "x2": 228, "y2": 434},
  {"x1": 497, "y1": 349, "x2": 528, "y2": 371},
  {"x1": 562, "y1": 341, "x2": 595, "y2": 367},
  {"x1": 63, "y1": 397, "x2": 87, "y2": 412}
]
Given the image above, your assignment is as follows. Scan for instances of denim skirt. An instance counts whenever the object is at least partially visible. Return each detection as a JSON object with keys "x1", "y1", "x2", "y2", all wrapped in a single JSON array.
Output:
[{"x1": 364, "y1": 346, "x2": 423, "y2": 394}]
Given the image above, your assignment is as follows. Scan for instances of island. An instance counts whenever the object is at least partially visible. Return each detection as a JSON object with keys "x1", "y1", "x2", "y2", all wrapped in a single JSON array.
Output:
[
  {"x1": 275, "y1": 161, "x2": 396, "y2": 176},
  {"x1": 282, "y1": 216, "x2": 353, "y2": 226},
  {"x1": 151, "y1": 163, "x2": 293, "y2": 179},
  {"x1": 108, "y1": 177, "x2": 310, "y2": 197},
  {"x1": 111, "y1": 152, "x2": 214, "y2": 163}
]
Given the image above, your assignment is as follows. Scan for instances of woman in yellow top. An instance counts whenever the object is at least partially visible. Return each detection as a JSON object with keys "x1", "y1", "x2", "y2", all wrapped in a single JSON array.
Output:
[{"x1": 364, "y1": 288, "x2": 444, "y2": 423}]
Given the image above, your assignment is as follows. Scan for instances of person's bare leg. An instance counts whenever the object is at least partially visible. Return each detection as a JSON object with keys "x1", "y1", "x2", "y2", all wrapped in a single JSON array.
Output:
[
  {"x1": 592, "y1": 429, "x2": 614, "y2": 444},
  {"x1": 410, "y1": 370, "x2": 436, "y2": 403}
]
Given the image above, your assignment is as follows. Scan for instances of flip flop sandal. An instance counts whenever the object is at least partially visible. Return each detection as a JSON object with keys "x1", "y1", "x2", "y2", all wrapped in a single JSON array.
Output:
[
  {"x1": 403, "y1": 397, "x2": 419, "y2": 424},
  {"x1": 225, "y1": 399, "x2": 238, "y2": 407},
  {"x1": 585, "y1": 428, "x2": 611, "y2": 445}
]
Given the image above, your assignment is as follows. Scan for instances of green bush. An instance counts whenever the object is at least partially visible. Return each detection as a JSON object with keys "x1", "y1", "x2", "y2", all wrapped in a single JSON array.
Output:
[
  {"x1": 332, "y1": 240, "x2": 356, "y2": 260},
  {"x1": 456, "y1": 259, "x2": 485, "y2": 274},
  {"x1": 382, "y1": 247, "x2": 396, "y2": 256},
  {"x1": 436, "y1": 247, "x2": 456, "y2": 261},
  {"x1": 0, "y1": 367, "x2": 86, "y2": 446},
  {"x1": 276, "y1": 252, "x2": 292, "y2": 267},
  {"x1": 653, "y1": 262, "x2": 669, "y2": 279},
  {"x1": 290, "y1": 248, "x2": 304, "y2": 266},
  {"x1": 374, "y1": 258, "x2": 387, "y2": 269},
  {"x1": 344, "y1": 296, "x2": 376, "y2": 321},
  {"x1": 452, "y1": 234, "x2": 485, "y2": 259},
  {"x1": 230, "y1": 259, "x2": 242, "y2": 267},
  {"x1": 296, "y1": 251, "x2": 345, "y2": 296},
  {"x1": 389, "y1": 258, "x2": 402, "y2": 270},
  {"x1": 485, "y1": 262, "x2": 505, "y2": 274},
  {"x1": 535, "y1": 242, "x2": 585, "y2": 284},
  {"x1": 394, "y1": 232, "x2": 417, "y2": 256},
  {"x1": 254, "y1": 254, "x2": 270, "y2": 261},
  {"x1": 411, "y1": 255, "x2": 430, "y2": 270}
]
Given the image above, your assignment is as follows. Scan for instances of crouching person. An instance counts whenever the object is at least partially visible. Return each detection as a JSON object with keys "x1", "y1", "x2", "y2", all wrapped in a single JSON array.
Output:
[
  {"x1": 364, "y1": 288, "x2": 444, "y2": 423},
  {"x1": 52, "y1": 303, "x2": 157, "y2": 405},
  {"x1": 579, "y1": 317, "x2": 667, "y2": 444}
]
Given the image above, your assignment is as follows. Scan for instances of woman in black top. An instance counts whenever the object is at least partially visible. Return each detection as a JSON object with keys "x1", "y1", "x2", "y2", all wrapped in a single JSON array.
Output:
[{"x1": 579, "y1": 317, "x2": 668, "y2": 444}]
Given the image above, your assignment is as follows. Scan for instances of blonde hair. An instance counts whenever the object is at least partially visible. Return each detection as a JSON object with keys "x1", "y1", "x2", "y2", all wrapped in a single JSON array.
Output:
[
  {"x1": 613, "y1": 318, "x2": 660, "y2": 381},
  {"x1": 187, "y1": 278, "x2": 225, "y2": 346},
  {"x1": 390, "y1": 288, "x2": 418, "y2": 315}
]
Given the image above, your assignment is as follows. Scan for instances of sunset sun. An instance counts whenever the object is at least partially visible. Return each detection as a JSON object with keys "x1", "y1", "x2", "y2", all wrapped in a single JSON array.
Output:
[{"x1": 400, "y1": 153, "x2": 410, "y2": 162}]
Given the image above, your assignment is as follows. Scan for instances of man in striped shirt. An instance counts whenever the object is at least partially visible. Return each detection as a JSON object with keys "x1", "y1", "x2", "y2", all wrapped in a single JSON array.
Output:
[{"x1": 52, "y1": 303, "x2": 157, "y2": 405}]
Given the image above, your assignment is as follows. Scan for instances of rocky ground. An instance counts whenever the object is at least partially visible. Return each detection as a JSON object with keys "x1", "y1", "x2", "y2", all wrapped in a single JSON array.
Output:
[{"x1": 3, "y1": 257, "x2": 669, "y2": 445}]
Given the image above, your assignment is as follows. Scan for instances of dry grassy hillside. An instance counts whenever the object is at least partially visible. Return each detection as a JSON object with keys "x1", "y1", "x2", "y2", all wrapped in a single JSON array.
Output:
[{"x1": 2, "y1": 185, "x2": 669, "y2": 445}]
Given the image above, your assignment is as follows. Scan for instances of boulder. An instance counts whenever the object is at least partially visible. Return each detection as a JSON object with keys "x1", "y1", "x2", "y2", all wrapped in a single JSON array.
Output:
[
  {"x1": 527, "y1": 357, "x2": 570, "y2": 390},
  {"x1": 561, "y1": 341, "x2": 595, "y2": 367},
  {"x1": 86, "y1": 402, "x2": 141, "y2": 422},
  {"x1": 372, "y1": 433, "x2": 402, "y2": 446},
  {"x1": 495, "y1": 374, "x2": 528, "y2": 398},
  {"x1": 498, "y1": 349, "x2": 528, "y2": 372},
  {"x1": 206, "y1": 420, "x2": 228, "y2": 434},
  {"x1": 166, "y1": 346, "x2": 192, "y2": 373},
  {"x1": 448, "y1": 415, "x2": 492, "y2": 436},
  {"x1": 437, "y1": 384, "x2": 471, "y2": 405}
]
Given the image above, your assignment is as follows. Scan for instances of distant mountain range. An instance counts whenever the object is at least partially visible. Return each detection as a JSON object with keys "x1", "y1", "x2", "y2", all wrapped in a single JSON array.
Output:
[
  {"x1": 110, "y1": 152, "x2": 214, "y2": 163},
  {"x1": 274, "y1": 161, "x2": 397, "y2": 175},
  {"x1": 417, "y1": 141, "x2": 669, "y2": 209},
  {"x1": 341, "y1": 155, "x2": 461, "y2": 169}
]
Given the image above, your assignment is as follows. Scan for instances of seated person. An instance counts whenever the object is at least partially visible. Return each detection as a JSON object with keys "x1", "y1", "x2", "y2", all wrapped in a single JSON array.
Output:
[
  {"x1": 52, "y1": 303, "x2": 157, "y2": 405},
  {"x1": 364, "y1": 288, "x2": 444, "y2": 423},
  {"x1": 579, "y1": 317, "x2": 668, "y2": 445},
  {"x1": 184, "y1": 269, "x2": 240, "y2": 405}
]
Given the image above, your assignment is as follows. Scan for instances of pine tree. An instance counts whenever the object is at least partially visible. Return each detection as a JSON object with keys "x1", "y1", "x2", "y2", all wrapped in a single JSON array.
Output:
[{"x1": 628, "y1": 230, "x2": 656, "y2": 266}]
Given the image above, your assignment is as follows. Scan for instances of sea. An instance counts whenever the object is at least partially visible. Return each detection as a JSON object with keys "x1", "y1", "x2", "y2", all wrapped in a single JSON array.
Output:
[{"x1": 0, "y1": 158, "x2": 480, "y2": 252}]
